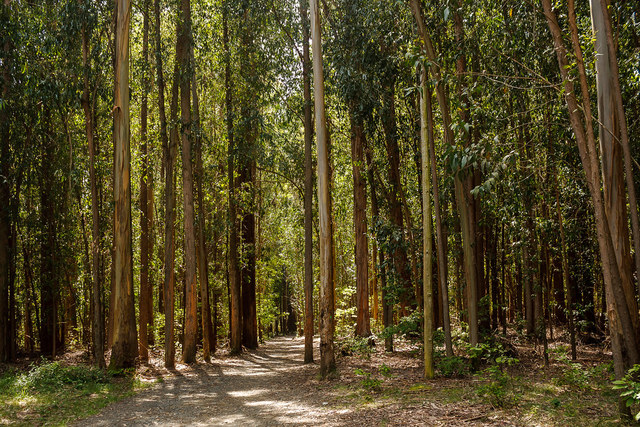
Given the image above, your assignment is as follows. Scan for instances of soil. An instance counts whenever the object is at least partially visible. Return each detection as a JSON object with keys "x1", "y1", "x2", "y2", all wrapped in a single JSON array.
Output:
[{"x1": 73, "y1": 336, "x2": 510, "y2": 426}]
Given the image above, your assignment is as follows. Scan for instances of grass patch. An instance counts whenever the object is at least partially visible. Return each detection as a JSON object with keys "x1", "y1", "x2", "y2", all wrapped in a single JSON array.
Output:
[{"x1": 0, "y1": 359, "x2": 150, "y2": 426}]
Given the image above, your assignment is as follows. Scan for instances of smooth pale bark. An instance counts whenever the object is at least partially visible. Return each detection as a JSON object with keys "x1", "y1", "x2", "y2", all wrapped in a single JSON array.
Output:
[
  {"x1": 596, "y1": 0, "x2": 640, "y2": 294},
  {"x1": 425, "y1": 79, "x2": 453, "y2": 357},
  {"x1": 350, "y1": 112, "x2": 370, "y2": 337},
  {"x1": 224, "y1": 5, "x2": 241, "y2": 355},
  {"x1": 310, "y1": 0, "x2": 336, "y2": 378},
  {"x1": 300, "y1": 0, "x2": 314, "y2": 364},
  {"x1": 409, "y1": 0, "x2": 478, "y2": 345},
  {"x1": 192, "y1": 50, "x2": 213, "y2": 361},
  {"x1": 542, "y1": 0, "x2": 639, "y2": 388},
  {"x1": 177, "y1": 0, "x2": 198, "y2": 364},
  {"x1": 589, "y1": 0, "x2": 639, "y2": 336},
  {"x1": 420, "y1": 68, "x2": 434, "y2": 379},
  {"x1": 138, "y1": 0, "x2": 151, "y2": 362},
  {"x1": 110, "y1": 0, "x2": 138, "y2": 369},
  {"x1": 81, "y1": 10, "x2": 105, "y2": 368}
]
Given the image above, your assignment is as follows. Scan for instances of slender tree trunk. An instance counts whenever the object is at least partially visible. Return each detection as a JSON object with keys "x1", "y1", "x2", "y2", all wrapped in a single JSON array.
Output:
[
  {"x1": 300, "y1": 0, "x2": 314, "y2": 364},
  {"x1": 543, "y1": 0, "x2": 639, "y2": 393},
  {"x1": 311, "y1": 0, "x2": 336, "y2": 377},
  {"x1": 81, "y1": 10, "x2": 105, "y2": 368},
  {"x1": 192, "y1": 49, "x2": 213, "y2": 362},
  {"x1": 0, "y1": 0, "x2": 12, "y2": 363},
  {"x1": 420, "y1": 68, "x2": 434, "y2": 378},
  {"x1": 409, "y1": 0, "x2": 478, "y2": 345},
  {"x1": 425, "y1": 79, "x2": 453, "y2": 357},
  {"x1": 589, "y1": 0, "x2": 640, "y2": 338},
  {"x1": 224, "y1": 4, "x2": 242, "y2": 355},
  {"x1": 350, "y1": 111, "x2": 370, "y2": 337},
  {"x1": 178, "y1": 0, "x2": 198, "y2": 365},
  {"x1": 138, "y1": 0, "x2": 151, "y2": 362},
  {"x1": 110, "y1": 0, "x2": 138, "y2": 369}
]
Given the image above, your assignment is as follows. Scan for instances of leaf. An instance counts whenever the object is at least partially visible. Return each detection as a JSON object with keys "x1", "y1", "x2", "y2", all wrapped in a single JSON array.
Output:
[{"x1": 444, "y1": 7, "x2": 450, "y2": 22}]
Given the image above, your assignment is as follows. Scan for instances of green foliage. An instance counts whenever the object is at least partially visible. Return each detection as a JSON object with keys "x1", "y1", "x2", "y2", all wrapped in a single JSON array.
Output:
[
  {"x1": 552, "y1": 347, "x2": 591, "y2": 389},
  {"x1": 15, "y1": 359, "x2": 108, "y2": 392},
  {"x1": 354, "y1": 368, "x2": 382, "y2": 392},
  {"x1": 379, "y1": 363, "x2": 392, "y2": 378},
  {"x1": 476, "y1": 355, "x2": 521, "y2": 408},
  {"x1": 380, "y1": 310, "x2": 422, "y2": 340},
  {"x1": 613, "y1": 365, "x2": 640, "y2": 421},
  {"x1": 466, "y1": 341, "x2": 517, "y2": 371},
  {"x1": 337, "y1": 336, "x2": 375, "y2": 358},
  {"x1": 436, "y1": 355, "x2": 469, "y2": 378}
]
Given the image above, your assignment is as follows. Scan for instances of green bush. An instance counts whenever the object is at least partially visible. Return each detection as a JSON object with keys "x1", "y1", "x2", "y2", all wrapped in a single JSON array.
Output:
[
  {"x1": 354, "y1": 368, "x2": 382, "y2": 392},
  {"x1": 18, "y1": 360, "x2": 108, "y2": 392},
  {"x1": 553, "y1": 350, "x2": 591, "y2": 389},
  {"x1": 436, "y1": 355, "x2": 469, "y2": 378},
  {"x1": 337, "y1": 336, "x2": 375, "y2": 358},
  {"x1": 380, "y1": 310, "x2": 422, "y2": 340},
  {"x1": 613, "y1": 364, "x2": 640, "y2": 421}
]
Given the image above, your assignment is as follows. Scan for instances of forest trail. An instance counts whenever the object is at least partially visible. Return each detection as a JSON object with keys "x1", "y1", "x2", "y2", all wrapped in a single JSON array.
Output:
[{"x1": 75, "y1": 336, "x2": 333, "y2": 426}]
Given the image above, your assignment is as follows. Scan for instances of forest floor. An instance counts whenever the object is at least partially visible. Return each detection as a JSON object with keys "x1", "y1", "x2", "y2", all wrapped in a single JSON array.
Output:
[{"x1": 0, "y1": 333, "x2": 629, "y2": 426}]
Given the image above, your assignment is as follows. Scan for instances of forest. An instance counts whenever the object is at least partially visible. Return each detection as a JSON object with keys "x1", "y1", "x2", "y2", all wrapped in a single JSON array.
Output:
[{"x1": 1, "y1": 0, "x2": 640, "y2": 425}]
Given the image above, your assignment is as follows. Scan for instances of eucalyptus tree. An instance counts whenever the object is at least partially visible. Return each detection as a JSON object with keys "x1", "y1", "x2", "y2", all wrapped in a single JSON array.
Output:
[
  {"x1": 110, "y1": 0, "x2": 138, "y2": 369},
  {"x1": 311, "y1": 0, "x2": 336, "y2": 378}
]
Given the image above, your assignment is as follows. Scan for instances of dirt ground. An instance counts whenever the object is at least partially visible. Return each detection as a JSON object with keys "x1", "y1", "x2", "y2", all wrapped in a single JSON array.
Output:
[{"x1": 73, "y1": 336, "x2": 515, "y2": 427}]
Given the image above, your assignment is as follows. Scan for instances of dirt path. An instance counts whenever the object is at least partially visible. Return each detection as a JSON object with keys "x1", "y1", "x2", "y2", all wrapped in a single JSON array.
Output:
[
  {"x1": 75, "y1": 336, "x2": 517, "y2": 426},
  {"x1": 75, "y1": 336, "x2": 338, "y2": 426}
]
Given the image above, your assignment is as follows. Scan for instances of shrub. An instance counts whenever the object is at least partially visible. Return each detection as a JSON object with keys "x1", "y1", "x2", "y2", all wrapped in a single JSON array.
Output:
[
  {"x1": 613, "y1": 364, "x2": 640, "y2": 421},
  {"x1": 354, "y1": 368, "x2": 382, "y2": 392},
  {"x1": 436, "y1": 355, "x2": 469, "y2": 378}
]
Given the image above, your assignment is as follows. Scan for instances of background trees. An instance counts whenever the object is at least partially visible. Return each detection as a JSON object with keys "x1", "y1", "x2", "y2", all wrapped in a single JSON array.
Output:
[{"x1": 1, "y1": 2, "x2": 640, "y2": 411}]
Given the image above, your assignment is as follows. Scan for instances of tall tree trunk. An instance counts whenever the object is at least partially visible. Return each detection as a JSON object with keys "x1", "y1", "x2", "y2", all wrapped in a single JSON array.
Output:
[
  {"x1": 300, "y1": 0, "x2": 314, "y2": 364},
  {"x1": 350, "y1": 111, "x2": 370, "y2": 337},
  {"x1": 589, "y1": 0, "x2": 640, "y2": 339},
  {"x1": 425, "y1": 78, "x2": 453, "y2": 357},
  {"x1": 409, "y1": 0, "x2": 479, "y2": 345},
  {"x1": 192, "y1": 49, "x2": 213, "y2": 362},
  {"x1": 155, "y1": 0, "x2": 176, "y2": 368},
  {"x1": 224, "y1": 3, "x2": 242, "y2": 355},
  {"x1": 0, "y1": 0, "x2": 12, "y2": 363},
  {"x1": 381, "y1": 79, "x2": 412, "y2": 316},
  {"x1": 311, "y1": 0, "x2": 336, "y2": 377},
  {"x1": 543, "y1": 0, "x2": 639, "y2": 395},
  {"x1": 110, "y1": 0, "x2": 138, "y2": 369},
  {"x1": 178, "y1": 0, "x2": 198, "y2": 365},
  {"x1": 81, "y1": 10, "x2": 105, "y2": 368},
  {"x1": 138, "y1": 0, "x2": 152, "y2": 362},
  {"x1": 420, "y1": 68, "x2": 434, "y2": 378}
]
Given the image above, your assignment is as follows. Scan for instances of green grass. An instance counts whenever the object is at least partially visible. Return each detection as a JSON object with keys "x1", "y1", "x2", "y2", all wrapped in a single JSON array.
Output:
[{"x1": 0, "y1": 360, "x2": 151, "y2": 426}]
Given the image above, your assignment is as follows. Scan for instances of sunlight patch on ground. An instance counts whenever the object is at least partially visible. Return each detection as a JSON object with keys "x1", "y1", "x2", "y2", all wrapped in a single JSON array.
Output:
[{"x1": 228, "y1": 389, "x2": 268, "y2": 398}]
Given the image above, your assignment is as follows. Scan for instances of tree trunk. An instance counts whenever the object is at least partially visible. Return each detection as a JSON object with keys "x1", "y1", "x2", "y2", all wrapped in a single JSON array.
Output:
[
  {"x1": 81, "y1": 7, "x2": 105, "y2": 368},
  {"x1": 425, "y1": 78, "x2": 453, "y2": 357},
  {"x1": 543, "y1": 0, "x2": 640, "y2": 392},
  {"x1": 301, "y1": 0, "x2": 314, "y2": 364},
  {"x1": 420, "y1": 68, "x2": 434, "y2": 378},
  {"x1": 192, "y1": 48, "x2": 213, "y2": 362},
  {"x1": 350, "y1": 111, "x2": 370, "y2": 337},
  {"x1": 110, "y1": 0, "x2": 138, "y2": 369},
  {"x1": 177, "y1": 0, "x2": 198, "y2": 364},
  {"x1": 311, "y1": 0, "x2": 336, "y2": 378},
  {"x1": 138, "y1": 0, "x2": 151, "y2": 362},
  {"x1": 224, "y1": 3, "x2": 242, "y2": 355}
]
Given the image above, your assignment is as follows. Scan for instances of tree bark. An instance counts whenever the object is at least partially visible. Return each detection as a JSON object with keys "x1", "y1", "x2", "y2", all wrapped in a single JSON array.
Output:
[
  {"x1": 192, "y1": 48, "x2": 213, "y2": 361},
  {"x1": 224, "y1": 3, "x2": 242, "y2": 355},
  {"x1": 138, "y1": 0, "x2": 151, "y2": 362},
  {"x1": 81, "y1": 6, "x2": 105, "y2": 368},
  {"x1": 420, "y1": 67, "x2": 434, "y2": 378},
  {"x1": 178, "y1": 0, "x2": 198, "y2": 365},
  {"x1": 300, "y1": 0, "x2": 314, "y2": 365},
  {"x1": 425, "y1": 81, "x2": 453, "y2": 356},
  {"x1": 350, "y1": 112, "x2": 370, "y2": 337},
  {"x1": 311, "y1": 0, "x2": 336, "y2": 378},
  {"x1": 110, "y1": 0, "x2": 138, "y2": 369}
]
